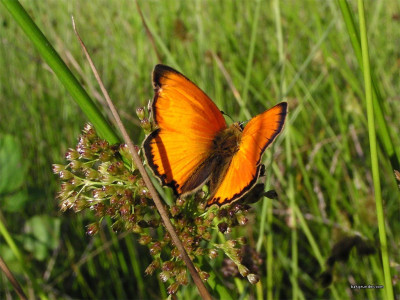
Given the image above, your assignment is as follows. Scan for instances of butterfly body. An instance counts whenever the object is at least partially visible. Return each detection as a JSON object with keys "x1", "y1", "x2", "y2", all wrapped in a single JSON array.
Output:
[
  {"x1": 143, "y1": 65, "x2": 287, "y2": 207},
  {"x1": 212, "y1": 123, "x2": 242, "y2": 156}
]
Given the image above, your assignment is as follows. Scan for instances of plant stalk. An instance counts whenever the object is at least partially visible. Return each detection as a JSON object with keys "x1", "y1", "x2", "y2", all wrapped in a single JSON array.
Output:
[{"x1": 357, "y1": 1, "x2": 393, "y2": 299}]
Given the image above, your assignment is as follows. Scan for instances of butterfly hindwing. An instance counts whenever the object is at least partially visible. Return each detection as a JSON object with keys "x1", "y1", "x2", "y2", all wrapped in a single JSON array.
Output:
[
  {"x1": 207, "y1": 102, "x2": 287, "y2": 206},
  {"x1": 143, "y1": 65, "x2": 227, "y2": 195}
]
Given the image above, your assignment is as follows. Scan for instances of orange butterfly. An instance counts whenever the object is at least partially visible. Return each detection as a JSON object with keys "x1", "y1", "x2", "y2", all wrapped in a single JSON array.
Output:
[{"x1": 143, "y1": 65, "x2": 287, "y2": 207}]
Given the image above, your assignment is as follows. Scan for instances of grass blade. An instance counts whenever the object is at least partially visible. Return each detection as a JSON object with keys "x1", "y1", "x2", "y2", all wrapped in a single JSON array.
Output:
[
  {"x1": 338, "y1": 0, "x2": 400, "y2": 172},
  {"x1": 1, "y1": 0, "x2": 119, "y2": 144},
  {"x1": 241, "y1": 0, "x2": 261, "y2": 109},
  {"x1": 357, "y1": 1, "x2": 394, "y2": 299}
]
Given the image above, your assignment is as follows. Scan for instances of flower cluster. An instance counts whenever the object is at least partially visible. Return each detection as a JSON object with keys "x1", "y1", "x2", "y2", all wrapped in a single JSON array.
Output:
[
  {"x1": 54, "y1": 121, "x2": 263, "y2": 294},
  {"x1": 53, "y1": 123, "x2": 156, "y2": 235}
]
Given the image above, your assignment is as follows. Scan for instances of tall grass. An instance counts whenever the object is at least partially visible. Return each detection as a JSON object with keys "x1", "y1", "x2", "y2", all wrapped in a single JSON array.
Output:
[
  {"x1": 357, "y1": 0, "x2": 394, "y2": 298},
  {"x1": 0, "y1": 0, "x2": 398, "y2": 299}
]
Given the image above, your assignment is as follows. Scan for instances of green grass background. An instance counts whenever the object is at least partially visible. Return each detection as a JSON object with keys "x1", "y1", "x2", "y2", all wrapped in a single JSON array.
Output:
[{"x1": 0, "y1": 0, "x2": 399, "y2": 299}]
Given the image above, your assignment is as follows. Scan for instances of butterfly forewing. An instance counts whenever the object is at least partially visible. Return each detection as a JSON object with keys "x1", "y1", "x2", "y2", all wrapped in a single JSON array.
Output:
[
  {"x1": 152, "y1": 65, "x2": 226, "y2": 134},
  {"x1": 143, "y1": 65, "x2": 227, "y2": 195},
  {"x1": 207, "y1": 102, "x2": 287, "y2": 206}
]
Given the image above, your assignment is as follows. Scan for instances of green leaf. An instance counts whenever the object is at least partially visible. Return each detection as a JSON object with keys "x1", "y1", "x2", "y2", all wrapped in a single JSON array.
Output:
[
  {"x1": 0, "y1": 134, "x2": 28, "y2": 211},
  {"x1": 0, "y1": 244, "x2": 22, "y2": 275},
  {"x1": 22, "y1": 215, "x2": 61, "y2": 261},
  {"x1": 0, "y1": 134, "x2": 26, "y2": 193},
  {"x1": 3, "y1": 190, "x2": 28, "y2": 213},
  {"x1": 206, "y1": 272, "x2": 234, "y2": 300}
]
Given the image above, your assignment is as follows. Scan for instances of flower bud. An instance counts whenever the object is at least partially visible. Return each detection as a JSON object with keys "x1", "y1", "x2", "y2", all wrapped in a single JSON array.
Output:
[
  {"x1": 70, "y1": 177, "x2": 82, "y2": 186},
  {"x1": 127, "y1": 174, "x2": 137, "y2": 184},
  {"x1": 199, "y1": 271, "x2": 210, "y2": 281},
  {"x1": 85, "y1": 130, "x2": 97, "y2": 142},
  {"x1": 227, "y1": 239, "x2": 238, "y2": 248},
  {"x1": 60, "y1": 182, "x2": 74, "y2": 193},
  {"x1": 97, "y1": 139, "x2": 109, "y2": 150},
  {"x1": 237, "y1": 214, "x2": 248, "y2": 226},
  {"x1": 159, "y1": 271, "x2": 171, "y2": 282},
  {"x1": 163, "y1": 232, "x2": 171, "y2": 243},
  {"x1": 171, "y1": 247, "x2": 180, "y2": 258},
  {"x1": 149, "y1": 241, "x2": 162, "y2": 256},
  {"x1": 207, "y1": 212, "x2": 215, "y2": 221},
  {"x1": 86, "y1": 223, "x2": 99, "y2": 236},
  {"x1": 136, "y1": 107, "x2": 146, "y2": 120},
  {"x1": 80, "y1": 149, "x2": 94, "y2": 160},
  {"x1": 102, "y1": 185, "x2": 115, "y2": 195},
  {"x1": 238, "y1": 264, "x2": 250, "y2": 277},
  {"x1": 167, "y1": 282, "x2": 180, "y2": 295},
  {"x1": 59, "y1": 200, "x2": 72, "y2": 212},
  {"x1": 106, "y1": 206, "x2": 116, "y2": 216},
  {"x1": 107, "y1": 161, "x2": 123, "y2": 175},
  {"x1": 74, "y1": 197, "x2": 88, "y2": 212},
  {"x1": 92, "y1": 188, "x2": 106, "y2": 199},
  {"x1": 138, "y1": 235, "x2": 152, "y2": 245},
  {"x1": 77, "y1": 135, "x2": 90, "y2": 149},
  {"x1": 202, "y1": 232, "x2": 211, "y2": 240},
  {"x1": 162, "y1": 261, "x2": 175, "y2": 272},
  {"x1": 208, "y1": 249, "x2": 218, "y2": 259},
  {"x1": 140, "y1": 118, "x2": 152, "y2": 132},
  {"x1": 98, "y1": 151, "x2": 112, "y2": 162},
  {"x1": 176, "y1": 197, "x2": 185, "y2": 206},
  {"x1": 131, "y1": 224, "x2": 142, "y2": 234},
  {"x1": 52, "y1": 164, "x2": 65, "y2": 174},
  {"x1": 90, "y1": 141, "x2": 101, "y2": 153},
  {"x1": 194, "y1": 217, "x2": 203, "y2": 225},
  {"x1": 247, "y1": 273, "x2": 260, "y2": 284},
  {"x1": 93, "y1": 203, "x2": 106, "y2": 217},
  {"x1": 176, "y1": 268, "x2": 188, "y2": 285},
  {"x1": 118, "y1": 143, "x2": 130, "y2": 157},
  {"x1": 65, "y1": 148, "x2": 79, "y2": 161},
  {"x1": 197, "y1": 201, "x2": 207, "y2": 211},
  {"x1": 120, "y1": 204, "x2": 131, "y2": 216},
  {"x1": 197, "y1": 225, "x2": 206, "y2": 235},
  {"x1": 84, "y1": 168, "x2": 100, "y2": 180},
  {"x1": 59, "y1": 170, "x2": 73, "y2": 180},
  {"x1": 69, "y1": 160, "x2": 82, "y2": 171},
  {"x1": 170, "y1": 205, "x2": 181, "y2": 216},
  {"x1": 145, "y1": 260, "x2": 160, "y2": 275}
]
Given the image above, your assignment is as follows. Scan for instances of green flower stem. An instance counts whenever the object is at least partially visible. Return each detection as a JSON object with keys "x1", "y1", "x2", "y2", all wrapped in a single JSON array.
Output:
[
  {"x1": 0, "y1": 212, "x2": 23, "y2": 266},
  {"x1": 1, "y1": 0, "x2": 119, "y2": 144},
  {"x1": 357, "y1": 1, "x2": 394, "y2": 299}
]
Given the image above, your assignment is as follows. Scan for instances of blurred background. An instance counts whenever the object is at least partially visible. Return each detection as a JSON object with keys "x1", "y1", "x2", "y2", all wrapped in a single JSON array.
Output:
[{"x1": 0, "y1": 0, "x2": 399, "y2": 299}]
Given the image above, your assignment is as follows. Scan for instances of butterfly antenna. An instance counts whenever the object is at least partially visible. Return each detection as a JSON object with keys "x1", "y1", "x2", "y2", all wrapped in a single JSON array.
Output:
[
  {"x1": 221, "y1": 110, "x2": 249, "y2": 129},
  {"x1": 221, "y1": 110, "x2": 235, "y2": 123}
]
